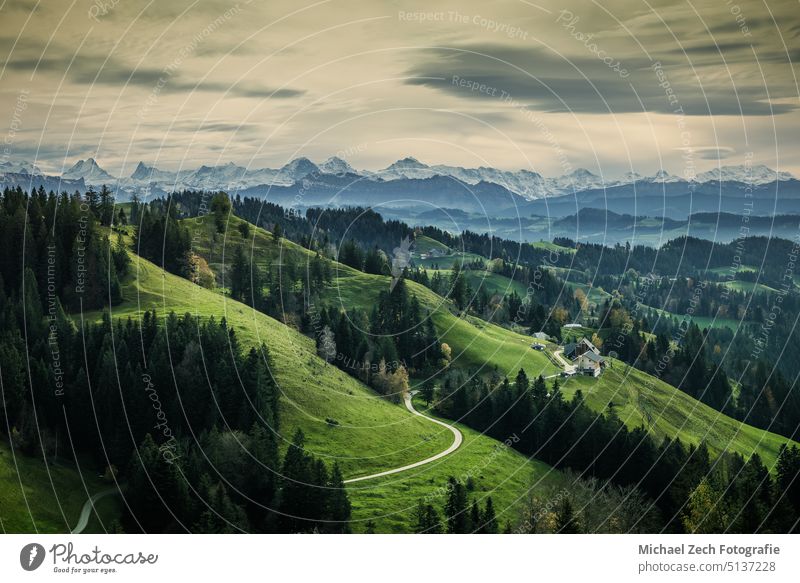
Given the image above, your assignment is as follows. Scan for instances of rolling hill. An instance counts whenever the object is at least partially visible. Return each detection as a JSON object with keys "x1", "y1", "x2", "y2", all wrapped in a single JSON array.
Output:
[
  {"x1": 186, "y1": 215, "x2": 795, "y2": 472},
  {"x1": 77, "y1": 230, "x2": 564, "y2": 532}
]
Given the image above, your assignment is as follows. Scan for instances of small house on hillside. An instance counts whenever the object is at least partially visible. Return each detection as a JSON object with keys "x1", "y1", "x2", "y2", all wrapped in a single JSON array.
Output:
[
  {"x1": 563, "y1": 337, "x2": 605, "y2": 377},
  {"x1": 531, "y1": 332, "x2": 550, "y2": 341}
]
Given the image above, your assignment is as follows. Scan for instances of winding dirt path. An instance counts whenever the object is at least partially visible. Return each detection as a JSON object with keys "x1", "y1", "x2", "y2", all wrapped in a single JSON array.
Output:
[
  {"x1": 343, "y1": 392, "x2": 463, "y2": 484},
  {"x1": 552, "y1": 348, "x2": 575, "y2": 373},
  {"x1": 71, "y1": 489, "x2": 119, "y2": 534}
]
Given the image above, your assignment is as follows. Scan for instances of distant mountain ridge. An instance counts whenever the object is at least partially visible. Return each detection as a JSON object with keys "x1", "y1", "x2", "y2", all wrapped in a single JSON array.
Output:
[{"x1": 3, "y1": 155, "x2": 793, "y2": 201}]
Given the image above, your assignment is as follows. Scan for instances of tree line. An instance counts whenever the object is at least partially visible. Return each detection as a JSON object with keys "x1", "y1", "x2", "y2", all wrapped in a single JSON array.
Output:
[{"x1": 426, "y1": 367, "x2": 800, "y2": 533}]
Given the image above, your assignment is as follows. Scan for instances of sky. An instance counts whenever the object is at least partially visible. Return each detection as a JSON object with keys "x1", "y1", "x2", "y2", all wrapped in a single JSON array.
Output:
[{"x1": 1, "y1": 0, "x2": 798, "y2": 179}]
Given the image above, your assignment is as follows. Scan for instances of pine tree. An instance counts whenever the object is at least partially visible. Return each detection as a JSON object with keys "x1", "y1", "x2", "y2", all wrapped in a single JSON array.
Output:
[
  {"x1": 278, "y1": 429, "x2": 313, "y2": 532},
  {"x1": 481, "y1": 497, "x2": 498, "y2": 534},
  {"x1": 444, "y1": 477, "x2": 468, "y2": 533},
  {"x1": 776, "y1": 444, "x2": 800, "y2": 517},
  {"x1": 450, "y1": 262, "x2": 467, "y2": 310},
  {"x1": 230, "y1": 245, "x2": 249, "y2": 302},
  {"x1": 364, "y1": 247, "x2": 385, "y2": 274},
  {"x1": 326, "y1": 463, "x2": 352, "y2": 533},
  {"x1": 555, "y1": 498, "x2": 580, "y2": 533},
  {"x1": 414, "y1": 500, "x2": 442, "y2": 533},
  {"x1": 469, "y1": 499, "x2": 481, "y2": 533},
  {"x1": 421, "y1": 378, "x2": 436, "y2": 405},
  {"x1": 531, "y1": 375, "x2": 547, "y2": 403},
  {"x1": 210, "y1": 192, "x2": 231, "y2": 234},
  {"x1": 515, "y1": 368, "x2": 529, "y2": 395}
]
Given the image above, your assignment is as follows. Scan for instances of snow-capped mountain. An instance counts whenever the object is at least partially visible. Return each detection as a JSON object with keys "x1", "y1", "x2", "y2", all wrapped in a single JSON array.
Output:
[
  {"x1": 130, "y1": 161, "x2": 178, "y2": 183},
  {"x1": 371, "y1": 157, "x2": 434, "y2": 181},
  {"x1": 185, "y1": 162, "x2": 249, "y2": 189},
  {"x1": 1, "y1": 155, "x2": 796, "y2": 202},
  {"x1": 546, "y1": 168, "x2": 606, "y2": 193},
  {"x1": 279, "y1": 157, "x2": 320, "y2": 182},
  {"x1": 318, "y1": 156, "x2": 357, "y2": 176},
  {"x1": 361, "y1": 160, "x2": 794, "y2": 198},
  {"x1": 0, "y1": 160, "x2": 42, "y2": 175},
  {"x1": 365, "y1": 159, "x2": 692, "y2": 198},
  {"x1": 694, "y1": 164, "x2": 794, "y2": 185},
  {"x1": 648, "y1": 169, "x2": 683, "y2": 183},
  {"x1": 62, "y1": 158, "x2": 116, "y2": 184},
  {"x1": 441, "y1": 166, "x2": 548, "y2": 199},
  {"x1": 364, "y1": 158, "x2": 551, "y2": 198},
  {"x1": 618, "y1": 171, "x2": 644, "y2": 183}
]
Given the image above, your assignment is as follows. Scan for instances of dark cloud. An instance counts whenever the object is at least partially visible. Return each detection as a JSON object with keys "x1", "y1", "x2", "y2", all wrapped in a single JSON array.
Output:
[
  {"x1": 217, "y1": 81, "x2": 305, "y2": 99},
  {"x1": 680, "y1": 147, "x2": 736, "y2": 160},
  {"x1": 165, "y1": 120, "x2": 266, "y2": 135},
  {"x1": 706, "y1": 17, "x2": 773, "y2": 37},
  {"x1": 405, "y1": 45, "x2": 797, "y2": 116},
  {"x1": 666, "y1": 41, "x2": 800, "y2": 66},
  {"x1": 758, "y1": 47, "x2": 800, "y2": 65},
  {"x1": 6, "y1": 52, "x2": 303, "y2": 98},
  {"x1": 677, "y1": 40, "x2": 755, "y2": 56},
  {"x1": 1, "y1": 0, "x2": 40, "y2": 12}
]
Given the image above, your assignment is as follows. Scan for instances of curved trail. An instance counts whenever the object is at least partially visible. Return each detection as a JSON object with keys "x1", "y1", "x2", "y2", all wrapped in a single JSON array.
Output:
[
  {"x1": 552, "y1": 349, "x2": 574, "y2": 373},
  {"x1": 343, "y1": 392, "x2": 463, "y2": 484},
  {"x1": 71, "y1": 489, "x2": 119, "y2": 534}
]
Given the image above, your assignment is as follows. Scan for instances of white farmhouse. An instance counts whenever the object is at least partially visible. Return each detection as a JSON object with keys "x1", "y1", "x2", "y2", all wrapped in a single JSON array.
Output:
[{"x1": 563, "y1": 337, "x2": 605, "y2": 377}]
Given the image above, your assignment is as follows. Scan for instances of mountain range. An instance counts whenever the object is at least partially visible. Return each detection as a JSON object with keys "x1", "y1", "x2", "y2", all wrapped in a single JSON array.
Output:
[
  {"x1": 3, "y1": 156, "x2": 794, "y2": 199},
  {"x1": 3, "y1": 155, "x2": 799, "y2": 228}
]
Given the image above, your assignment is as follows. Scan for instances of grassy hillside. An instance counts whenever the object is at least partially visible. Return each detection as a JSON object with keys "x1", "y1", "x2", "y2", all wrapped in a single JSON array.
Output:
[
  {"x1": 530, "y1": 240, "x2": 574, "y2": 254},
  {"x1": 182, "y1": 214, "x2": 560, "y2": 380},
  {"x1": 0, "y1": 441, "x2": 112, "y2": 533},
  {"x1": 321, "y1": 268, "x2": 559, "y2": 378},
  {"x1": 84, "y1": 252, "x2": 454, "y2": 479},
  {"x1": 167, "y1": 214, "x2": 795, "y2": 524},
  {"x1": 80, "y1": 229, "x2": 565, "y2": 531},
  {"x1": 232, "y1": 223, "x2": 791, "y2": 469},
  {"x1": 707, "y1": 265, "x2": 758, "y2": 276},
  {"x1": 413, "y1": 235, "x2": 450, "y2": 255},
  {"x1": 350, "y1": 402, "x2": 560, "y2": 532},
  {"x1": 201, "y1": 219, "x2": 792, "y2": 460},
  {"x1": 562, "y1": 281, "x2": 612, "y2": 307},
  {"x1": 427, "y1": 268, "x2": 530, "y2": 299},
  {"x1": 415, "y1": 251, "x2": 486, "y2": 269},
  {"x1": 722, "y1": 280, "x2": 779, "y2": 295},
  {"x1": 558, "y1": 361, "x2": 790, "y2": 468},
  {"x1": 641, "y1": 305, "x2": 745, "y2": 331}
]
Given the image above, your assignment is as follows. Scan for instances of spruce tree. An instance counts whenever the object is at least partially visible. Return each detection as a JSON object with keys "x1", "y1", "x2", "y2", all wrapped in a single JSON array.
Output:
[
  {"x1": 515, "y1": 368, "x2": 529, "y2": 395},
  {"x1": 444, "y1": 477, "x2": 468, "y2": 533},
  {"x1": 555, "y1": 498, "x2": 580, "y2": 533},
  {"x1": 415, "y1": 500, "x2": 442, "y2": 533},
  {"x1": 469, "y1": 499, "x2": 481, "y2": 533},
  {"x1": 326, "y1": 463, "x2": 352, "y2": 533},
  {"x1": 482, "y1": 497, "x2": 498, "y2": 534}
]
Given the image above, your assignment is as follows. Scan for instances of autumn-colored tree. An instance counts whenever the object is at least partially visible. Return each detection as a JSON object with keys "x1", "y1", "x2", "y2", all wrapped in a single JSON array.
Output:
[
  {"x1": 682, "y1": 478, "x2": 729, "y2": 533},
  {"x1": 441, "y1": 342, "x2": 452, "y2": 365}
]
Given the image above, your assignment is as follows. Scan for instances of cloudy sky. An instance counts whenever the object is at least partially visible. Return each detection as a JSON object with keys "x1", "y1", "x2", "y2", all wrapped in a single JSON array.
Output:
[{"x1": 1, "y1": 0, "x2": 798, "y2": 178}]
